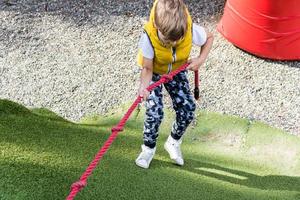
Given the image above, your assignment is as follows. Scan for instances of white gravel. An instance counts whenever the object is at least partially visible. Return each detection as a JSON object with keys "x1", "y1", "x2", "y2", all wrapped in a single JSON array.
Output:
[{"x1": 0, "y1": 0, "x2": 299, "y2": 136}]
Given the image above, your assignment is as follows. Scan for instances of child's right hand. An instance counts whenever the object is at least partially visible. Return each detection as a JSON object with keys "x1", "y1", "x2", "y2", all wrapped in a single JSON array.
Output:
[{"x1": 138, "y1": 87, "x2": 150, "y2": 101}]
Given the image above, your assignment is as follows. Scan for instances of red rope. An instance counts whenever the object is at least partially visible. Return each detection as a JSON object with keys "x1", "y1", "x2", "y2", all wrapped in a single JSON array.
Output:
[
  {"x1": 66, "y1": 63, "x2": 190, "y2": 200},
  {"x1": 194, "y1": 70, "x2": 200, "y2": 100},
  {"x1": 195, "y1": 70, "x2": 199, "y2": 86}
]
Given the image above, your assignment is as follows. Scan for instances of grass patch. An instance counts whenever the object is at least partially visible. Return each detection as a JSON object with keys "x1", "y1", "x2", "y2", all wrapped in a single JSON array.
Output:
[{"x1": 0, "y1": 99, "x2": 299, "y2": 200}]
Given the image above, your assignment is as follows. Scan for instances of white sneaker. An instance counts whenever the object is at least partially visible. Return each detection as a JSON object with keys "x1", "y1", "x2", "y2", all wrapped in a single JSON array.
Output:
[
  {"x1": 164, "y1": 135, "x2": 184, "y2": 166},
  {"x1": 135, "y1": 144, "x2": 156, "y2": 169}
]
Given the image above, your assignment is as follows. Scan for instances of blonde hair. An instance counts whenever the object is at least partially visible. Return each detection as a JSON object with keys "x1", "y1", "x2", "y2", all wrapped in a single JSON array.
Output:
[{"x1": 154, "y1": 0, "x2": 188, "y2": 41}]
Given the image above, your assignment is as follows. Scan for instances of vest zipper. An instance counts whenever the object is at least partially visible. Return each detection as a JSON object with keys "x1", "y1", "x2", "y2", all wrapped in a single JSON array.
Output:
[{"x1": 168, "y1": 47, "x2": 176, "y2": 74}]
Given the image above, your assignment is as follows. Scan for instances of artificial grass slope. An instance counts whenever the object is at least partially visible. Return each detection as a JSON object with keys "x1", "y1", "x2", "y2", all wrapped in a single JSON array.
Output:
[{"x1": 0, "y1": 99, "x2": 299, "y2": 200}]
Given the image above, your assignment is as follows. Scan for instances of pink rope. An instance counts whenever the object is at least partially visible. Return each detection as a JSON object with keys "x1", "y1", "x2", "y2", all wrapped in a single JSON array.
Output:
[{"x1": 66, "y1": 63, "x2": 189, "y2": 200}]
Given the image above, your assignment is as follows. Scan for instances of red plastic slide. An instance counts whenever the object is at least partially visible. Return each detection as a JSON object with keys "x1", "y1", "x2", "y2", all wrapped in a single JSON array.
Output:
[{"x1": 218, "y1": 0, "x2": 300, "y2": 60}]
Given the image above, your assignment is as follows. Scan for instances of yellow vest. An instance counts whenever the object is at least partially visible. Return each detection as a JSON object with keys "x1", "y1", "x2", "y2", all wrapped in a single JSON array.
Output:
[{"x1": 137, "y1": 1, "x2": 193, "y2": 75}]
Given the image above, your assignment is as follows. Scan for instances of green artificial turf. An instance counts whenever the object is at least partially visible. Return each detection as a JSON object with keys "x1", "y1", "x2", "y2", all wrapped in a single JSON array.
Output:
[{"x1": 0, "y1": 99, "x2": 299, "y2": 200}]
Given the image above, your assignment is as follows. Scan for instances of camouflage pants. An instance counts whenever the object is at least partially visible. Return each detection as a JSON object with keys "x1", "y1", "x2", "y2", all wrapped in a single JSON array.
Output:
[{"x1": 143, "y1": 71, "x2": 196, "y2": 148}]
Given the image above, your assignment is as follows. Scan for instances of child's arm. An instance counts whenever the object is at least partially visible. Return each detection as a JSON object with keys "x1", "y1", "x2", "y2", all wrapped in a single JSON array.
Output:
[
  {"x1": 138, "y1": 57, "x2": 153, "y2": 100},
  {"x1": 187, "y1": 30, "x2": 214, "y2": 71}
]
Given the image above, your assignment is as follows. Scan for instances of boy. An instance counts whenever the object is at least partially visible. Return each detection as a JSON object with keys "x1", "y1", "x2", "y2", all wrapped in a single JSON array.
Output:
[{"x1": 136, "y1": 0, "x2": 214, "y2": 169}]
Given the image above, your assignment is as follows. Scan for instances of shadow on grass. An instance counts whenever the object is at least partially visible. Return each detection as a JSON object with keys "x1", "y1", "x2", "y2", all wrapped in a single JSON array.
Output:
[
  {"x1": 31, "y1": 107, "x2": 72, "y2": 123},
  {"x1": 79, "y1": 117, "x2": 144, "y2": 133},
  {"x1": 153, "y1": 158, "x2": 300, "y2": 192},
  {"x1": 0, "y1": 161, "x2": 79, "y2": 199}
]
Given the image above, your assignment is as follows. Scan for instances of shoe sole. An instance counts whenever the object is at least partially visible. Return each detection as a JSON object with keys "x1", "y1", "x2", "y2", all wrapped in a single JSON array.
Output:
[{"x1": 135, "y1": 160, "x2": 149, "y2": 169}]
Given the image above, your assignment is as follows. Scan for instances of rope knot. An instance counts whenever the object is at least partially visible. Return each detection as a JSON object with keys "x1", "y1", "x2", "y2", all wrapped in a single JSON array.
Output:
[
  {"x1": 161, "y1": 74, "x2": 173, "y2": 83},
  {"x1": 111, "y1": 126, "x2": 124, "y2": 132},
  {"x1": 71, "y1": 180, "x2": 87, "y2": 191}
]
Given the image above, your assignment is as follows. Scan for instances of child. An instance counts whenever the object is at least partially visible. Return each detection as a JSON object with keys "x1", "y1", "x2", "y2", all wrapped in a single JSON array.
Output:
[{"x1": 135, "y1": 0, "x2": 214, "y2": 169}]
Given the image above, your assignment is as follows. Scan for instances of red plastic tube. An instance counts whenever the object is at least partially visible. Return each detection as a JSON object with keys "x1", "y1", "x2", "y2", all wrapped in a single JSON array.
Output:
[{"x1": 218, "y1": 0, "x2": 300, "y2": 60}]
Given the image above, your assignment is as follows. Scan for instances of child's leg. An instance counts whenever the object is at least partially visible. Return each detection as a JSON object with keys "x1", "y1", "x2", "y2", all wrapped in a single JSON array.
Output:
[
  {"x1": 164, "y1": 71, "x2": 196, "y2": 140},
  {"x1": 143, "y1": 73, "x2": 164, "y2": 148},
  {"x1": 136, "y1": 73, "x2": 164, "y2": 169}
]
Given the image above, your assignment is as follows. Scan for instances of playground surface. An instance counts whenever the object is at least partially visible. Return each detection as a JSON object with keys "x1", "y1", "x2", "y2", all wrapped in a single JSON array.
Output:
[{"x1": 1, "y1": 1, "x2": 300, "y2": 199}]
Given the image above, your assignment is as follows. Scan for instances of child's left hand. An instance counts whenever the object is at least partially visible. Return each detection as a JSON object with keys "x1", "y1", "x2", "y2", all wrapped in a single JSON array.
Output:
[{"x1": 187, "y1": 57, "x2": 205, "y2": 71}]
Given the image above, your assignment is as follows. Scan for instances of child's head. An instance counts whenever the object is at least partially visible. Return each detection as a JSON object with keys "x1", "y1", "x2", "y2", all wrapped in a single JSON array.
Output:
[{"x1": 154, "y1": 0, "x2": 188, "y2": 45}]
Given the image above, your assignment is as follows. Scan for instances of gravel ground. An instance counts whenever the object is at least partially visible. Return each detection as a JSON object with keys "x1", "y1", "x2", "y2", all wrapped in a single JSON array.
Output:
[{"x1": 0, "y1": 0, "x2": 299, "y2": 135}]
